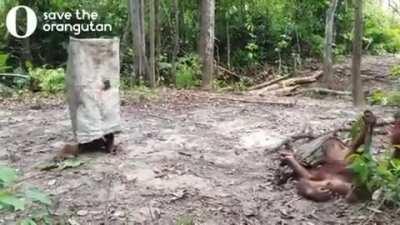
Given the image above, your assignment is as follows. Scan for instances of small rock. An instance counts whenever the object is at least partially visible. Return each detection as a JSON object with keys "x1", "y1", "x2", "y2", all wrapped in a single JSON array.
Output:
[
  {"x1": 242, "y1": 201, "x2": 259, "y2": 217},
  {"x1": 67, "y1": 218, "x2": 81, "y2": 225},
  {"x1": 77, "y1": 210, "x2": 88, "y2": 216},
  {"x1": 4, "y1": 214, "x2": 15, "y2": 220},
  {"x1": 113, "y1": 210, "x2": 125, "y2": 218},
  {"x1": 48, "y1": 180, "x2": 56, "y2": 186}
]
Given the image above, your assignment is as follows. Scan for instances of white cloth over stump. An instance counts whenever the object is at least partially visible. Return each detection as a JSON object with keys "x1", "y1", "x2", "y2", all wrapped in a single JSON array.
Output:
[{"x1": 66, "y1": 37, "x2": 121, "y2": 143}]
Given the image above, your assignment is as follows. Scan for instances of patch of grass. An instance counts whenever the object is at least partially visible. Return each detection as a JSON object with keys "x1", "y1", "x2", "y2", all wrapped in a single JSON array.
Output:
[
  {"x1": 175, "y1": 54, "x2": 201, "y2": 89},
  {"x1": 350, "y1": 152, "x2": 400, "y2": 207},
  {"x1": 0, "y1": 165, "x2": 54, "y2": 224},
  {"x1": 176, "y1": 215, "x2": 194, "y2": 225},
  {"x1": 29, "y1": 66, "x2": 65, "y2": 93},
  {"x1": 214, "y1": 79, "x2": 250, "y2": 92},
  {"x1": 121, "y1": 81, "x2": 159, "y2": 103},
  {"x1": 391, "y1": 65, "x2": 400, "y2": 77},
  {"x1": 368, "y1": 90, "x2": 400, "y2": 106}
]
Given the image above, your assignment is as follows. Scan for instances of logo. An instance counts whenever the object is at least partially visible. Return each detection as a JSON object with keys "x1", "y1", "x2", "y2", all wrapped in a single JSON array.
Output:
[{"x1": 6, "y1": 6, "x2": 38, "y2": 38}]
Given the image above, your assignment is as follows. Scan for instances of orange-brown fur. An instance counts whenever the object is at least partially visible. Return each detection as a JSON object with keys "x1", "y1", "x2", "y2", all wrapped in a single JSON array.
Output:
[
  {"x1": 281, "y1": 110, "x2": 377, "y2": 202},
  {"x1": 390, "y1": 113, "x2": 400, "y2": 159}
]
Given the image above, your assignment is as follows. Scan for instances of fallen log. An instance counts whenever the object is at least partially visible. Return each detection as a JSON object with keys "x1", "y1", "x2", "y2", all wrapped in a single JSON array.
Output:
[
  {"x1": 217, "y1": 65, "x2": 241, "y2": 79},
  {"x1": 190, "y1": 93, "x2": 295, "y2": 107},
  {"x1": 248, "y1": 74, "x2": 290, "y2": 91},
  {"x1": 295, "y1": 88, "x2": 351, "y2": 96},
  {"x1": 269, "y1": 85, "x2": 299, "y2": 97},
  {"x1": 280, "y1": 70, "x2": 323, "y2": 86},
  {"x1": 295, "y1": 134, "x2": 335, "y2": 166},
  {"x1": 251, "y1": 70, "x2": 323, "y2": 95}
]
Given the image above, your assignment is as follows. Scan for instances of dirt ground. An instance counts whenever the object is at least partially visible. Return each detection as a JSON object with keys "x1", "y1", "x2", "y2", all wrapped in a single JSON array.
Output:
[{"x1": 1, "y1": 55, "x2": 400, "y2": 225}]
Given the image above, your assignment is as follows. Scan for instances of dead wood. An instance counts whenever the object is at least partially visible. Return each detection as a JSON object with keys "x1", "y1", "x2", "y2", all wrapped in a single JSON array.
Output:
[
  {"x1": 295, "y1": 88, "x2": 351, "y2": 96},
  {"x1": 190, "y1": 93, "x2": 295, "y2": 106},
  {"x1": 269, "y1": 85, "x2": 300, "y2": 96},
  {"x1": 251, "y1": 70, "x2": 323, "y2": 95},
  {"x1": 248, "y1": 74, "x2": 290, "y2": 91},
  {"x1": 217, "y1": 65, "x2": 241, "y2": 79},
  {"x1": 295, "y1": 134, "x2": 335, "y2": 166},
  {"x1": 206, "y1": 95, "x2": 295, "y2": 106},
  {"x1": 268, "y1": 133, "x2": 316, "y2": 152},
  {"x1": 280, "y1": 70, "x2": 323, "y2": 86}
]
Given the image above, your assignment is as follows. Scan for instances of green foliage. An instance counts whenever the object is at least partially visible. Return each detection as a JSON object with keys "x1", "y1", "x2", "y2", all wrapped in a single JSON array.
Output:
[
  {"x1": 349, "y1": 115, "x2": 364, "y2": 141},
  {"x1": 0, "y1": 52, "x2": 10, "y2": 72},
  {"x1": 175, "y1": 54, "x2": 201, "y2": 89},
  {"x1": 0, "y1": 166, "x2": 18, "y2": 187},
  {"x1": 29, "y1": 67, "x2": 65, "y2": 93},
  {"x1": 364, "y1": 3, "x2": 400, "y2": 54},
  {"x1": 0, "y1": 165, "x2": 52, "y2": 223},
  {"x1": 215, "y1": 78, "x2": 251, "y2": 92},
  {"x1": 350, "y1": 153, "x2": 400, "y2": 206},
  {"x1": 368, "y1": 90, "x2": 400, "y2": 106},
  {"x1": 391, "y1": 65, "x2": 400, "y2": 77},
  {"x1": 176, "y1": 215, "x2": 194, "y2": 225}
]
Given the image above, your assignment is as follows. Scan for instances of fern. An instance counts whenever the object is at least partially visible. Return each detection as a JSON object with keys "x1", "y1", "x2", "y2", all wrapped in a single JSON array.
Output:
[{"x1": 0, "y1": 165, "x2": 53, "y2": 224}]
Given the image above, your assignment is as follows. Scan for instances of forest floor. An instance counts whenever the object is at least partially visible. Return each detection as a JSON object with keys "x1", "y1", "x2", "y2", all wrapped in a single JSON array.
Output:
[{"x1": 1, "y1": 55, "x2": 400, "y2": 225}]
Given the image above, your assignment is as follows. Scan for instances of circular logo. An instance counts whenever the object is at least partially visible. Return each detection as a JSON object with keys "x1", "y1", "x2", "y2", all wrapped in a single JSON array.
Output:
[{"x1": 6, "y1": 6, "x2": 38, "y2": 38}]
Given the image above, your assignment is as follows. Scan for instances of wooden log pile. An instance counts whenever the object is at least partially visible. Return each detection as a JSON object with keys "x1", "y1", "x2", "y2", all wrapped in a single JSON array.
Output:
[{"x1": 249, "y1": 70, "x2": 351, "y2": 97}]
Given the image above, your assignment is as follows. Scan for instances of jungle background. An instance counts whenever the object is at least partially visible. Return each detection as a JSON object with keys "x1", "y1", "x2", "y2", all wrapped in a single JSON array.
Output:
[{"x1": 1, "y1": 0, "x2": 400, "y2": 225}]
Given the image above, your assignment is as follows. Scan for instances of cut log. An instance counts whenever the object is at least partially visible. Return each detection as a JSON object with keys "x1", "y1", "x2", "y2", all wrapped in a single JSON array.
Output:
[
  {"x1": 248, "y1": 74, "x2": 290, "y2": 91},
  {"x1": 251, "y1": 70, "x2": 323, "y2": 96},
  {"x1": 280, "y1": 70, "x2": 323, "y2": 86},
  {"x1": 269, "y1": 85, "x2": 299, "y2": 96},
  {"x1": 295, "y1": 88, "x2": 351, "y2": 96},
  {"x1": 217, "y1": 65, "x2": 241, "y2": 79},
  {"x1": 295, "y1": 134, "x2": 335, "y2": 166},
  {"x1": 190, "y1": 93, "x2": 295, "y2": 107}
]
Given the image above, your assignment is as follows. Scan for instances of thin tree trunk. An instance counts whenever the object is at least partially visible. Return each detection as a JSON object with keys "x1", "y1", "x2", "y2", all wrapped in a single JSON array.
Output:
[
  {"x1": 171, "y1": 0, "x2": 180, "y2": 86},
  {"x1": 149, "y1": 0, "x2": 156, "y2": 88},
  {"x1": 155, "y1": 0, "x2": 161, "y2": 83},
  {"x1": 140, "y1": 0, "x2": 148, "y2": 82},
  {"x1": 226, "y1": 19, "x2": 231, "y2": 69},
  {"x1": 128, "y1": 0, "x2": 140, "y2": 81},
  {"x1": 322, "y1": 0, "x2": 339, "y2": 88},
  {"x1": 199, "y1": 0, "x2": 215, "y2": 90},
  {"x1": 352, "y1": 0, "x2": 365, "y2": 107}
]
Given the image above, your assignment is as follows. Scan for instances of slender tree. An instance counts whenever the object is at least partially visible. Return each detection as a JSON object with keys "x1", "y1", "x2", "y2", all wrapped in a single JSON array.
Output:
[
  {"x1": 149, "y1": 0, "x2": 156, "y2": 87},
  {"x1": 352, "y1": 0, "x2": 365, "y2": 106},
  {"x1": 155, "y1": 0, "x2": 161, "y2": 83},
  {"x1": 129, "y1": 0, "x2": 147, "y2": 82},
  {"x1": 171, "y1": 0, "x2": 180, "y2": 86},
  {"x1": 322, "y1": 0, "x2": 339, "y2": 88},
  {"x1": 199, "y1": 0, "x2": 215, "y2": 90}
]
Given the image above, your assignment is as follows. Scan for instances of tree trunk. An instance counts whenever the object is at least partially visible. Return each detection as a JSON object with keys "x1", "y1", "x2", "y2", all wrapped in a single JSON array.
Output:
[
  {"x1": 139, "y1": 0, "x2": 149, "y2": 82},
  {"x1": 149, "y1": 0, "x2": 156, "y2": 88},
  {"x1": 155, "y1": 0, "x2": 161, "y2": 83},
  {"x1": 129, "y1": 0, "x2": 147, "y2": 82},
  {"x1": 322, "y1": 0, "x2": 339, "y2": 88},
  {"x1": 171, "y1": 0, "x2": 180, "y2": 86},
  {"x1": 199, "y1": 0, "x2": 215, "y2": 90},
  {"x1": 352, "y1": 0, "x2": 365, "y2": 107},
  {"x1": 226, "y1": 19, "x2": 231, "y2": 69}
]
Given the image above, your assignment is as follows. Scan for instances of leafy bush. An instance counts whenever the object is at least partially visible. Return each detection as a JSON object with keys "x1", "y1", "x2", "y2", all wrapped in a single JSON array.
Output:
[
  {"x1": 391, "y1": 65, "x2": 400, "y2": 77},
  {"x1": 0, "y1": 165, "x2": 52, "y2": 224},
  {"x1": 364, "y1": 4, "x2": 400, "y2": 54},
  {"x1": 368, "y1": 90, "x2": 400, "y2": 106},
  {"x1": 175, "y1": 54, "x2": 201, "y2": 89},
  {"x1": 350, "y1": 153, "x2": 400, "y2": 206},
  {"x1": 29, "y1": 67, "x2": 65, "y2": 93}
]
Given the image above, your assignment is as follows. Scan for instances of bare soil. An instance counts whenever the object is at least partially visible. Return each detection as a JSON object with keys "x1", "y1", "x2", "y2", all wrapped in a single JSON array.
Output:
[{"x1": 1, "y1": 55, "x2": 400, "y2": 225}]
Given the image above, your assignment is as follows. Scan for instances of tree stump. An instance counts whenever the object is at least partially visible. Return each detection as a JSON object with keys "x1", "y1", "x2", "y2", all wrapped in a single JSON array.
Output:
[
  {"x1": 66, "y1": 37, "x2": 121, "y2": 143},
  {"x1": 295, "y1": 134, "x2": 335, "y2": 167}
]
